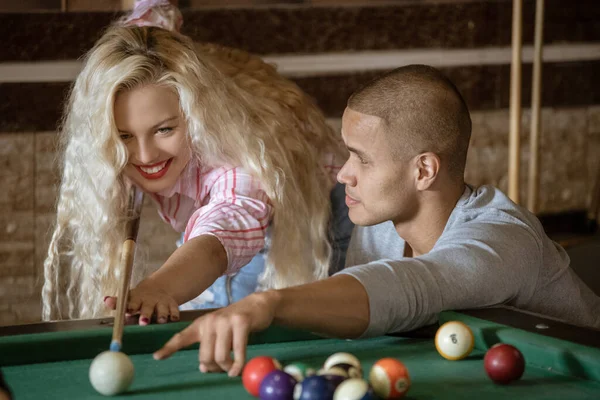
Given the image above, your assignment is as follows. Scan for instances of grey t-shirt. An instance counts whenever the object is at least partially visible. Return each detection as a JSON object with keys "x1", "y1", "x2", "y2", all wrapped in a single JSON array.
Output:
[{"x1": 339, "y1": 185, "x2": 600, "y2": 337}]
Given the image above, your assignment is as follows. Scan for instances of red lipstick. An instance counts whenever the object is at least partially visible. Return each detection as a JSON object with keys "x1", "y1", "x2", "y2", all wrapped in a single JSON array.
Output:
[{"x1": 135, "y1": 158, "x2": 173, "y2": 180}]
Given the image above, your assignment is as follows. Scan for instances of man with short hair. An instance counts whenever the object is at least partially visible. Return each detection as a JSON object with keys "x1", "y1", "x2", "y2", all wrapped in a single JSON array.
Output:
[{"x1": 153, "y1": 65, "x2": 600, "y2": 377}]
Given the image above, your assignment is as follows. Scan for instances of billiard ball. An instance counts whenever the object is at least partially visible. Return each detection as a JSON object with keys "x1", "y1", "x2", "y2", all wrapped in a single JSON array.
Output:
[
  {"x1": 284, "y1": 362, "x2": 316, "y2": 382},
  {"x1": 89, "y1": 351, "x2": 134, "y2": 396},
  {"x1": 368, "y1": 358, "x2": 410, "y2": 399},
  {"x1": 333, "y1": 378, "x2": 378, "y2": 400},
  {"x1": 435, "y1": 321, "x2": 474, "y2": 360},
  {"x1": 243, "y1": 356, "x2": 282, "y2": 397},
  {"x1": 317, "y1": 368, "x2": 347, "y2": 390},
  {"x1": 259, "y1": 370, "x2": 297, "y2": 400},
  {"x1": 323, "y1": 353, "x2": 362, "y2": 379},
  {"x1": 484, "y1": 343, "x2": 525, "y2": 384},
  {"x1": 294, "y1": 375, "x2": 338, "y2": 400},
  {"x1": 317, "y1": 365, "x2": 349, "y2": 388},
  {"x1": 317, "y1": 366, "x2": 347, "y2": 377}
]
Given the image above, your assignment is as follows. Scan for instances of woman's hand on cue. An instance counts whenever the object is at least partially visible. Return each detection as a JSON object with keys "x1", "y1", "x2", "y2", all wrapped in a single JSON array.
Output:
[{"x1": 103, "y1": 280, "x2": 180, "y2": 325}]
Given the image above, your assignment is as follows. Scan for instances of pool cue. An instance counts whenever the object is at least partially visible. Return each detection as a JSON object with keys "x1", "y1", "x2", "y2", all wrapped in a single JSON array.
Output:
[
  {"x1": 110, "y1": 187, "x2": 144, "y2": 353},
  {"x1": 527, "y1": 0, "x2": 544, "y2": 214},
  {"x1": 527, "y1": 0, "x2": 545, "y2": 213},
  {"x1": 508, "y1": 0, "x2": 523, "y2": 204}
]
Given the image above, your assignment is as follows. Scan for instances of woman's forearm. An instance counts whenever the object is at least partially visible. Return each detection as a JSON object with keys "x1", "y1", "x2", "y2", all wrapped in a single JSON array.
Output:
[{"x1": 144, "y1": 234, "x2": 228, "y2": 304}]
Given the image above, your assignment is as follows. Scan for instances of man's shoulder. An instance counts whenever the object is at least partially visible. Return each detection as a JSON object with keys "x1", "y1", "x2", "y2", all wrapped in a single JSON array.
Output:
[
  {"x1": 458, "y1": 185, "x2": 533, "y2": 222},
  {"x1": 459, "y1": 184, "x2": 513, "y2": 210},
  {"x1": 449, "y1": 184, "x2": 545, "y2": 241}
]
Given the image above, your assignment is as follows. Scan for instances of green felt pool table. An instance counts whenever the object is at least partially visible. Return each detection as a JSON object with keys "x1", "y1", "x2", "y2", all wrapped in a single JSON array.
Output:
[{"x1": 0, "y1": 307, "x2": 599, "y2": 399}]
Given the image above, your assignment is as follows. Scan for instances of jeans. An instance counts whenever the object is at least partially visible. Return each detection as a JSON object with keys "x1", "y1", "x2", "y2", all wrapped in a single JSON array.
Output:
[{"x1": 179, "y1": 183, "x2": 353, "y2": 310}]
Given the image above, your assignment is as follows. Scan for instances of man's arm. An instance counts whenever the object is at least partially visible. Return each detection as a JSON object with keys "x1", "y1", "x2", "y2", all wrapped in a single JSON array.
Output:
[
  {"x1": 269, "y1": 274, "x2": 370, "y2": 338},
  {"x1": 340, "y1": 219, "x2": 539, "y2": 336},
  {"x1": 153, "y1": 219, "x2": 538, "y2": 375},
  {"x1": 268, "y1": 218, "x2": 537, "y2": 340},
  {"x1": 153, "y1": 274, "x2": 369, "y2": 375}
]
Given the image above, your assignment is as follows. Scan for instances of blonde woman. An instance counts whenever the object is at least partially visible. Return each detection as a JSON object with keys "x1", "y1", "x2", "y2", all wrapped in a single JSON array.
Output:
[{"x1": 42, "y1": 0, "x2": 351, "y2": 324}]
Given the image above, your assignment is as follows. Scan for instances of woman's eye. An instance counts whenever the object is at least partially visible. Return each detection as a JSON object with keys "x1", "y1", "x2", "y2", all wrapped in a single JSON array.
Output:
[
  {"x1": 119, "y1": 134, "x2": 132, "y2": 141},
  {"x1": 157, "y1": 127, "x2": 173, "y2": 134}
]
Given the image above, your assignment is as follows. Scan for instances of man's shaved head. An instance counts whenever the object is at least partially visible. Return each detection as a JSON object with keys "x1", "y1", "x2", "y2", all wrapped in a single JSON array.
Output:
[{"x1": 347, "y1": 65, "x2": 472, "y2": 179}]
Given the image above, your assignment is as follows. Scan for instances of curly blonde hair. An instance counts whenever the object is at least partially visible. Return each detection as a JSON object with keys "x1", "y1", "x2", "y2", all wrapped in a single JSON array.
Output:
[{"x1": 42, "y1": 26, "x2": 346, "y2": 320}]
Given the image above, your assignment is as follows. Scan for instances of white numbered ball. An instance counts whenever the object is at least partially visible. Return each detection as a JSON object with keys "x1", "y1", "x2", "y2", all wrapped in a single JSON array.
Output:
[
  {"x1": 284, "y1": 362, "x2": 316, "y2": 382},
  {"x1": 435, "y1": 321, "x2": 474, "y2": 361},
  {"x1": 89, "y1": 351, "x2": 135, "y2": 396},
  {"x1": 317, "y1": 366, "x2": 349, "y2": 378},
  {"x1": 333, "y1": 378, "x2": 377, "y2": 400},
  {"x1": 323, "y1": 352, "x2": 363, "y2": 379}
]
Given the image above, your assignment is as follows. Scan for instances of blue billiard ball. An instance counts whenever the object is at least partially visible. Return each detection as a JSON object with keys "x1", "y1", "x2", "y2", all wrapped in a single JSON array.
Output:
[
  {"x1": 321, "y1": 373, "x2": 346, "y2": 389},
  {"x1": 259, "y1": 370, "x2": 297, "y2": 400},
  {"x1": 294, "y1": 375, "x2": 338, "y2": 400}
]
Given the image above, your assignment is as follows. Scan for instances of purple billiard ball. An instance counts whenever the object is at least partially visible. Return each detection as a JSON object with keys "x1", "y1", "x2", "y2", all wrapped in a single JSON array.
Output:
[
  {"x1": 294, "y1": 375, "x2": 338, "y2": 400},
  {"x1": 259, "y1": 370, "x2": 297, "y2": 400}
]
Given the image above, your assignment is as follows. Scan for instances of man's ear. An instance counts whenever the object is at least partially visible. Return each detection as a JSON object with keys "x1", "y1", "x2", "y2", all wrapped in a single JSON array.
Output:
[{"x1": 415, "y1": 152, "x2": 440, "y2": 191}]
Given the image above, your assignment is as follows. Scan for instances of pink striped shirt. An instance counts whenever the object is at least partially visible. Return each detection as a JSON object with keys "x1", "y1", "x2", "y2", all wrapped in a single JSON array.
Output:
[{"x1": 149, "y1": 154, "x2": 341, "y2": 274}]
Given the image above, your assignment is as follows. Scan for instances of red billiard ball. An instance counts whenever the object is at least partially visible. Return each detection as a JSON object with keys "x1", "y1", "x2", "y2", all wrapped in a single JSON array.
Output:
[
  {"x1": 243, "y1": 356, "x2": 282, "y2": 396},
  {"x1": 484, "y1": 344, "x2": 525, "y2": 384}
]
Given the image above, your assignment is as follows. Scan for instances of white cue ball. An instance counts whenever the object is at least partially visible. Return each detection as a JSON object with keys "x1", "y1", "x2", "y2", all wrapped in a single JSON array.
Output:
[
  {"x1": 89, "y1": 351, "x2": 135, "y2": 396},
  {"x1": 435, "y1": 321, "x2": 474, "y2": 361}
]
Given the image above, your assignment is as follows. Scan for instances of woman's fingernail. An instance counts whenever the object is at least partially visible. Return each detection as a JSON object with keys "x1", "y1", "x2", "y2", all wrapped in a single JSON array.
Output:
[
  {"x1": 103, "y1": 296, "x2": 110, "y2": 302},
  {"x1": 140, "y1": 317, "x2": 150, "y2": 324},
  {"x1": 171, "y1": 315, "x2": 179, "y2": 321},
  {"x1": 158, "y1": 317, "x2": 167, "y2": 324},
  {"x1": 199, "y1": 364, "x2": 207, "y2": 373}
]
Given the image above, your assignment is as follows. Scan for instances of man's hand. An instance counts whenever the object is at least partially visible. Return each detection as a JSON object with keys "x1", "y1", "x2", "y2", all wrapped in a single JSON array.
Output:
[
  {"x1": 153, "y1": 291, "x2": 279, "y2": 376},
  {"x1": 152, "y1": 274, "x2": 370, "y2": 376}
]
